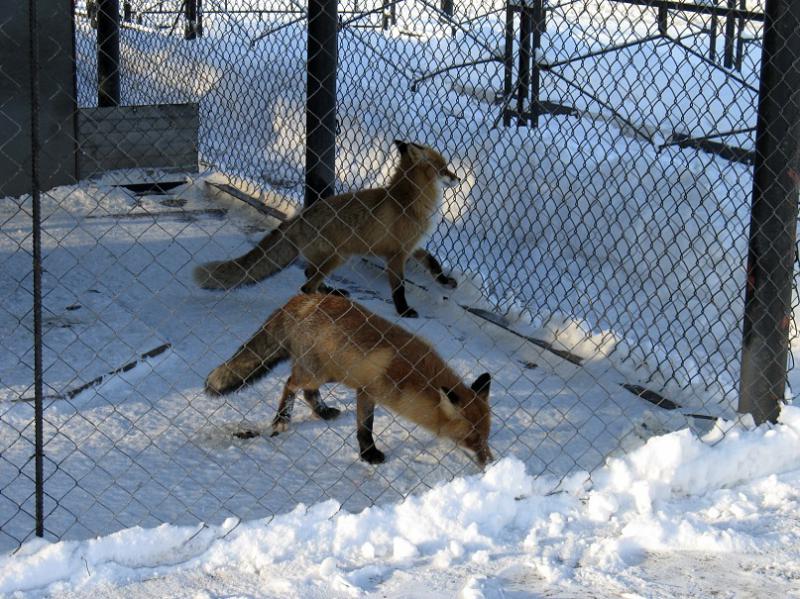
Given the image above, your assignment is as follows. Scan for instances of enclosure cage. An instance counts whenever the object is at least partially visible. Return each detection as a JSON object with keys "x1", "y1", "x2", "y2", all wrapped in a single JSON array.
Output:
[{"x1": 1, "y1": 0, "x2": 799, "y2": 552}]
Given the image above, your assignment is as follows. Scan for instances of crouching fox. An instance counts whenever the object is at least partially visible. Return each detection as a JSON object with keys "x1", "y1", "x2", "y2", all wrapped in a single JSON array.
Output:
[
  {"x1": 193, "y1": 140, "x2": 460, "y2": 318},
  {"x1": 204, "y1": 294, "x2": 493, "y2": 466}
]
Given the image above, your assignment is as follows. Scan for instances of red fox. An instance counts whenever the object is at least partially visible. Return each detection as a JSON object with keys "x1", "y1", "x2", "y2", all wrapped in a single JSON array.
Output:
[
  {"x1": 204, "y1": 294, "x2": 493, "y2": 466},
  {"x1": 193, "y1": 140, "x2": 460, "y2": 318}
]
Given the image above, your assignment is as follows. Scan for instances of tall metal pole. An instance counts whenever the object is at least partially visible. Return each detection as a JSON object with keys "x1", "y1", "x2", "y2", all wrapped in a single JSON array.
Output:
[
  {"x1": 305, "y1": 0, "x2": 338, "y2": 206},
  {"x1": 185, "y1": 0, "x2": 198, "y2": 40},
  {"x1": 657, "y1": 5, "x2": 668, "y2": 35},
  {"x1": 530, "y1": 0, "x2": 544, "y2": 128},
  {"x1": 502, "y1": 4, "x2": 514, "y2": 127},
  {"x1": 517, "y1": 3, "x2": 531, "y2": 127},
  {"x1": 27, "y1": 0, "x2": 45, "y2": 540},
  {"x1": 739, "y1": 0, "x2": 800, "y2": 424},
  {"x1": 97, "y1": 0, "x2": 120, "y2": 106},
  {"x1": 723, "y1": 0, "x2": 736, "y2": 68}
]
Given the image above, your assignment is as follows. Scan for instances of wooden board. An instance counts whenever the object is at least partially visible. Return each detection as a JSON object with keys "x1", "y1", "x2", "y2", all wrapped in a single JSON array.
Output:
[{"x1": 78, "y1": 103, "x2": 198, "y2": 179}]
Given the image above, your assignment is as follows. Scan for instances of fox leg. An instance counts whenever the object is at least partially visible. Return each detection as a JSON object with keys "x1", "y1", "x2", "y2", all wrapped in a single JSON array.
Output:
[
  {"x1": 303, "y1": 265, "x2": 349, "y2": 297},
  {"x1": 302, "y1": 389, "x2": 341, "y2": 421},
  {"x1": 356, "y1": 390, "x2": 385, "y2": 464},
  {"x1": 412, "y1": 248, "x2": 457, "y2": 289},
  {"x1": 272, "y1": 368, "x2": 341, "y2": 435},
  {"x1": 271, "y1": 376, "x2": 299, "y2": 436},
  {"x1": 386, "y1": 252, "x2": 417, "y2": 318},
  {"x1": 301, "y1": 255, "x2": 344, "y2": 295}
]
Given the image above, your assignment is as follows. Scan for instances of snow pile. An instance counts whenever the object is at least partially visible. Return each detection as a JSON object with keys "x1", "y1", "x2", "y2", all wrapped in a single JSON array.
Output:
[
  {"x1": 3, "y1": 406, "x2": 799, "y2": 596},
  {"x1": 69, "y1": 3, "x2": 780, "y2": 415}
]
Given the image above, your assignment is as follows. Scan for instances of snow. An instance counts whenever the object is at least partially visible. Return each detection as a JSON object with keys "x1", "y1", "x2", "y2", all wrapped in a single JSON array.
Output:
[
  {"x1": 1, "y1": 174, "x2": 665, "y2": 552},
  {"x1": 71, "y1": 0, "x2": 780, "y2": 416},
  {"x1": 2, "y1": 0, "x2": 798, "y2": 596},
  {"x1": 2, "y1": 408, "x2": 800, "y2": 596}
]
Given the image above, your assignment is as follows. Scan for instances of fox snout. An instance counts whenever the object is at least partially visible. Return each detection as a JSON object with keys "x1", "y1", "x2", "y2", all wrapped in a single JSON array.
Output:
[
  {"x1": 465, "y1": 437, "x2": 493, "y2": 468},
  {"x1": 440, "y1": 169, "x2": 460, "y2": 188},
  {"x1": 475, "y1": 446, "x2": 493, "y2": 468}
]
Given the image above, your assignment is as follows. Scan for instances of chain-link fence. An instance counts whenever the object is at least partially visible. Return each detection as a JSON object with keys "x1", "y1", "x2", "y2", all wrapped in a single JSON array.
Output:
[{"x1": 1, "y1": 0, "x2": 798, "y2": 553}]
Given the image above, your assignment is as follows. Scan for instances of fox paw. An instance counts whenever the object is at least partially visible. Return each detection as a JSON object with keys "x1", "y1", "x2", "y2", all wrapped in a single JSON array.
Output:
[
  {"x1": 360, "y1": 447, "x2": 386, "y2": 464},
  {"x1": 399, "y1": 307, "x2": 419, "y2": 318},
  {"x1": 318, "y1": 284, "x2": 350, "y2": 297},
  {"x1": 315, "y1": 406, "x2": 342, "y2": 421},
  {"x1": 270, "y1": 417, "x2": 290, "y2": 437},
  {"x1": 438, "y1": 275, "x2": 458, "y2": 289}
]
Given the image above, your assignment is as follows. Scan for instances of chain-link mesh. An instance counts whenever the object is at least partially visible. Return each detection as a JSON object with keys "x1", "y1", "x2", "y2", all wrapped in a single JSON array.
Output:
[{"x1": 1, "y1": 0, "x2": 798, "y2": 552}]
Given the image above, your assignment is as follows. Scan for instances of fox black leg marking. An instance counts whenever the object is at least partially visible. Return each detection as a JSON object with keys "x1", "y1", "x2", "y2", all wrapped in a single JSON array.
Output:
[
  {"x1": 413, "y1": 248, "x2": 457, "y2": 289},
  {"x1": 387, "y1": 253, "x2": 417, "y2": 318},
  {"x1": 302, "y1": 258, "x2": 344, "y2": 294},
  {"x1": 356, "y1": 391, "x2": 385, "y2": 464},
  {"x1": 303, "y1": 389, "x2": 341, "y2": 420},
  {"x1": 271, "y1": 382, "x2": 297, "y2": 436}
]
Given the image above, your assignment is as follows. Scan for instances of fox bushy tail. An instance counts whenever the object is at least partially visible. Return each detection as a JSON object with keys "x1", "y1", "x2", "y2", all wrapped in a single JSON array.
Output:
[
  {"x1": 193, "y1": 222, "x2": 300, "y2": 290},
  {"x1": 205, "y1": 312, "x2": 289, "y2": 396}
]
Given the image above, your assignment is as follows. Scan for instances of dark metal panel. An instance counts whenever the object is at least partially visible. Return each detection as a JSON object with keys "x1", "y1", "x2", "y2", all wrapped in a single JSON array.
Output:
[{"x1": 0, "y1": 1, "x2": 78, "y2": 198}]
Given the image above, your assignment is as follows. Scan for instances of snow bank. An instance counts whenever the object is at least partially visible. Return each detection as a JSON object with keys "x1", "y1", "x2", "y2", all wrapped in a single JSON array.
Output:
[{"x1": 4, "y1": 406, "x2": 799, "y2": 595}]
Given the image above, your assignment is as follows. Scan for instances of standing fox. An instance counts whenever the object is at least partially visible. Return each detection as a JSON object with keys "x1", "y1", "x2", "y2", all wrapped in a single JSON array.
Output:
[
  {"x1": 204, "y1": 294, "x2": 493, "y2": 466},
  {"x1": 193, "y1": 140, "x2": 460, "y2": 317}
]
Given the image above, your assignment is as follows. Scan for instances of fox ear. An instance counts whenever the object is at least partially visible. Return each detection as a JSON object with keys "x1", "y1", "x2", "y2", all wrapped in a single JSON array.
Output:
[
  {"x1": 394, "y1": 139, "x2": 409, "y2": 153},
  {"x1": 440, "y1": 386, "x2": 461, "y2": 404},
  {"x1": 471, "y1": 373, "x2": 491, "y2": 395}
]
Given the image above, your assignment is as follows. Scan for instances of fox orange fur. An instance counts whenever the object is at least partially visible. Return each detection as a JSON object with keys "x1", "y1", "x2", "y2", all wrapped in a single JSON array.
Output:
[
  {"x1": 193, "y1": 140, "x2": 460, "y2": 317},
  {"x1": 205, "y1": 294, "x2": 493, "y2": 466}
]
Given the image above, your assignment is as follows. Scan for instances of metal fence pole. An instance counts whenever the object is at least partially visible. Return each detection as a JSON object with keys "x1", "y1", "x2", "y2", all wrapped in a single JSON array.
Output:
[
  {"x1": 739, "y1": 0, "x2": 800, "y2": 424},
  {"x1": 734, "y1": 0, "x2": 746, "y2": 71},
  {"x1": 657, "y1": 5, "x2": 668, "y2": 35},
  {"x1": 441, "y1": 0, "x2": 455, "y2": 37},
  {"x1": 97, "y1": 0, "x2": 120, "y2": 106},
  {"x1": 503, "y1": 4, "x2": 514, "y2": 127},
  {"x1": 709, "y1": 12, "x2": 717, "y2": 61},
  {"x1": 723, "y1": 0, "x2": 736, "y2": 68},
  {"x1": 305, "y1": 0, "x2": 338, "y2": 206},
  {"x1": 185, "y1": 0, "x2": 197, "y2": 40},
  {"x1": 27, "y1": 0, "x2": 44, "y2": 538},
  {"x1": 517, "y1": 2, "x2": 531, "y2": 127},
  {"x1": 530, "y1": 0, "x2": 544, "y2": 128}
]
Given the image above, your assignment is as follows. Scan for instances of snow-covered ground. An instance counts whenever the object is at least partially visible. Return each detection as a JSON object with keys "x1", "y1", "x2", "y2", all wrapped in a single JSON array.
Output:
[
  {"x1": 3, "y1": 407, "x2": 800, "y2": 597},
  {"x1": 0, "y1": 174, "x2": 665, "y2": 552},
  {"x1": 3, "y1": 1, "x2": 799, "y2": 596}
]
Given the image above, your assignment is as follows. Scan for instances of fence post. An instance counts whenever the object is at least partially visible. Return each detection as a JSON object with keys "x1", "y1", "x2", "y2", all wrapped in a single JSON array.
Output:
[
  {"x1": 97, "y1": 0, "x2": 120, "y2": 106},
  {"x1": 739, "y1": 0, "x2": 800, "y2": 424},
  {"x1": 734, "y1": 0, "x2": 746, "y2": 71},
  {"x1": 723, "y1": 0, "x2": 736, "y2": 68},
  {"x1": 503, "y1": 4, "x2": 514, "y2": 126},
  {"x1": 441, "y1": 0, "x2": 455, "y2": 37},
  {"x1": 657, "y1": 5, "x2": 668, "y2": 35},
  {"x1": 185, "y1": 0, "x2": 198, "y2": 40},
  {"x1": 530, "y1": 0, "x2": 544, "y2": 127},
  {"x1": 517, "y1": 2, "x2": 531, "y2": 127},
  {"x1": 305, "y1": 0, "x2": 338, "y2": 206},
  {"x1": 709, "y1": 12, "x2": 717, "y2": 61},
  {"x1": 27, "y1": 0, "x2": 45, "y2": 540}
]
